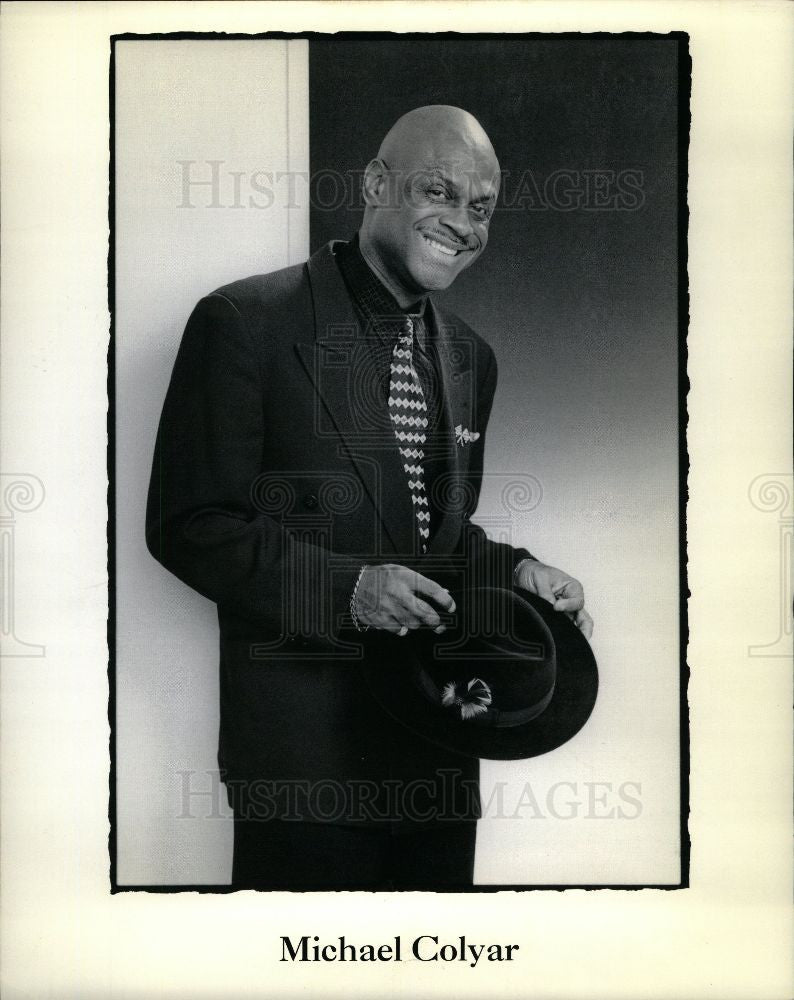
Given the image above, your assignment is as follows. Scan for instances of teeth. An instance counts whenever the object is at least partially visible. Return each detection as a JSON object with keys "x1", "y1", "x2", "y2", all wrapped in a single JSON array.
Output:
[{"x1": 424, "y1": 236, "x2": 458, "y2": 256}]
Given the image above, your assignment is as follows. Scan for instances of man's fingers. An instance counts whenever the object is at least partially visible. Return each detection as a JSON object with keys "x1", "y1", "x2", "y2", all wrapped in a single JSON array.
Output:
[
  {"x1": 403, "y1": 596, "x2": 443, "y2": 629},
  {"x1": 369, "y1": 612, "x2": 409, "y2": 636},
  {"x1": 410, "y1": 573, "x2": 456, "y2": 613},
  {"x1": 554, "y1": 594, "x2": 584, "y2": 613},
  {"x1": 370, "y1": 566, "x2": 590, "y2": 637},
  {"x1": 551, "y1": 578, "x2": 584, "y2": 613},
  {"x1": 383, "y1": 609, "x2": 422, "y2": 632},
  {"x1": 571, "y1": 608, "x2": 594, "y2": 639}
]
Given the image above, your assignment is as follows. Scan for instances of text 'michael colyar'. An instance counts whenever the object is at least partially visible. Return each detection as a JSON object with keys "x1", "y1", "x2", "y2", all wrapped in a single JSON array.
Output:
[{"x1": 280, "y1": 934, "x2": 519, "y2": 967}]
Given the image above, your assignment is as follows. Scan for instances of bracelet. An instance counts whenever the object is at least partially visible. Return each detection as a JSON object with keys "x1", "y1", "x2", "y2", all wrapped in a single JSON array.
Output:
[{"x1": 350, "y1": 565, "x2": 370, "y2": 632}]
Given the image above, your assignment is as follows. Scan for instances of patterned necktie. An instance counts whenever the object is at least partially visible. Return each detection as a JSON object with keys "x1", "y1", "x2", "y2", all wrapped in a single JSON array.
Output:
[{"x1": 388, "y1": 316, "x2": 430, "y2": 552}]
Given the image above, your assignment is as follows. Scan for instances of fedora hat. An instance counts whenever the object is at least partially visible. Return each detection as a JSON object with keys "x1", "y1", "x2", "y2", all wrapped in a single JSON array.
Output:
[{"x1": 361, "y1": 586, "x2": 598, "y2": 760}]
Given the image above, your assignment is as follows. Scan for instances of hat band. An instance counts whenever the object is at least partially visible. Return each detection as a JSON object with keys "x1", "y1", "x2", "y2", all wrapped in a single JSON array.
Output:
[{"x1": 415, "y1": 669, "x2": 556, "y2": 728}]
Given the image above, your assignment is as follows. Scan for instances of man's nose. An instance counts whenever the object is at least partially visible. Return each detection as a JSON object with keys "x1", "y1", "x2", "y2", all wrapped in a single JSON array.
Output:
[{"x1": 438, "y1": 202, "x2": 474, "y2": 240}]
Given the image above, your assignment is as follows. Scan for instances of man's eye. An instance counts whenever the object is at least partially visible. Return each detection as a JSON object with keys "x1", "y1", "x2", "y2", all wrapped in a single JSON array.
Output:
[
  {"x1": 471, "y1": 205, "x2": 491, "y2": 222},
  {"x1": 427, "y1": 186, "x2": 449, "y2": 198}
]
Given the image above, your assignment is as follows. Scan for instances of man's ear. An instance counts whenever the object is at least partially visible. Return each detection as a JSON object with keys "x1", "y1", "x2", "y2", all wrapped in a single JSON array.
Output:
[{"x1": 362, "y1": 158, "x2": 388, "y2": 207}]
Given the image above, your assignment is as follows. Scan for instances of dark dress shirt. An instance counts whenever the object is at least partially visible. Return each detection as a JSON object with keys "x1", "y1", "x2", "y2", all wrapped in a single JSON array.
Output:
[{"x1": 334, "y1": 236, "x2": 445, "y2": 548}]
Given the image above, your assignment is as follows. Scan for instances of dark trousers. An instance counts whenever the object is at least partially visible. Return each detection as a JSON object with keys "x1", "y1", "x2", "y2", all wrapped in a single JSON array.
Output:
[{"x1": 231, "y1": 816, "x2": 477, "y2": 890}]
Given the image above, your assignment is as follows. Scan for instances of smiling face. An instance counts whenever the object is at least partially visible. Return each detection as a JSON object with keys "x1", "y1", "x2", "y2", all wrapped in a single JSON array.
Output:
[{"x1": 359, "y1": 107, "x2": 500, "y2": 305}]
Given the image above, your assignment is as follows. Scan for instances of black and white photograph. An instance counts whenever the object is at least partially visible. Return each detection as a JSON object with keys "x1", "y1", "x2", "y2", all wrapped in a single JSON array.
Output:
[
  {"x1": 113, "y1": 33, "x2": 686, "y2": 890},
  {"x1": 1, "y1": 1, "x2": 792, "y2": 997}
]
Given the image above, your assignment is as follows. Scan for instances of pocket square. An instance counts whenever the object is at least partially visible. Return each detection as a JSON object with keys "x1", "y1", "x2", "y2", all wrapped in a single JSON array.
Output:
[{"x1": 455, "y1": 424, "x2": 480, "y2": 446}]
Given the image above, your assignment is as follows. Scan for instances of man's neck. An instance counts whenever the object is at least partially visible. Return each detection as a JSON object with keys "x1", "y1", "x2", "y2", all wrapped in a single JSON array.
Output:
[{"x1": 358, "y1": 235, "x2": 428, "y2": 311}]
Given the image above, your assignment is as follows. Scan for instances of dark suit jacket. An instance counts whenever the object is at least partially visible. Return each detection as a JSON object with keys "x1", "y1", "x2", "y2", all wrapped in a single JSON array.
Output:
[{"x1": 145, "y1": 241, "x2": 532, "y2": 824}]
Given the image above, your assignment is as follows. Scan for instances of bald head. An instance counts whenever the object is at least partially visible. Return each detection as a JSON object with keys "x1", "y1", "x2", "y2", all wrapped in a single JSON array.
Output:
[
  {"x1": 377, "y1": 105, "x2": 499, "y2": 177},
  {"x1": 359, "y1": 106, "x2": 500, "y2": 305}
]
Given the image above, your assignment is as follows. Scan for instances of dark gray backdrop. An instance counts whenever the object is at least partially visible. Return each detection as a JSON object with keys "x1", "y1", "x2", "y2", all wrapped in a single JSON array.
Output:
[
  {"x1": 309, "y1": 36, "x2": 685, "y2": 886},
  {"x1": 310, "y1": 36, "x2": 681, "y2": 490}
]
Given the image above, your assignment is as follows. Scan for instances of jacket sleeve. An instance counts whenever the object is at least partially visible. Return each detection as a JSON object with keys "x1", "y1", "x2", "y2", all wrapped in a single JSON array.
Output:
[
  {"x1": 145, "y1": 292, "x2": 362, "y2": 646},
  {"x1": 453, "y1": 345, "x2": 536, "y2": 590}
]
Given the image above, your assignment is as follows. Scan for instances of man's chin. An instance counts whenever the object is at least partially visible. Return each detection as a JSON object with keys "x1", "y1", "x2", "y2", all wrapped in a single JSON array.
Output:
[{"x1": 409, "y1": 257, "x2": 471, "y2": 294}]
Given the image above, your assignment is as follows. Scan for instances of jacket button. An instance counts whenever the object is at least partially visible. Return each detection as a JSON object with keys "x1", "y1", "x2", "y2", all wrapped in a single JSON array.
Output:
[{"x1": 304, "y1": 493, "x2": 319, "y2": 509}]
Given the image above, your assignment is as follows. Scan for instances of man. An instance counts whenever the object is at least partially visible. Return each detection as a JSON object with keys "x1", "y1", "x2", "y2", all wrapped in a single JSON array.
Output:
[{"x1": 146, "y1": 105, "x2": 592, "y2": 890}]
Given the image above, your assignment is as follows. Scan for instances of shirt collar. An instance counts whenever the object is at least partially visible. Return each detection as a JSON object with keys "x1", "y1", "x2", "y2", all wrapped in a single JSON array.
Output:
[{"x1": 334, "y1": 234, "x2": 430, "y2": 346}]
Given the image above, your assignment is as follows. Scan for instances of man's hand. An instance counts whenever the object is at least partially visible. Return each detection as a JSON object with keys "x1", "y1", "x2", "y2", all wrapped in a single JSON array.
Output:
[
  {"x1": 515, "y1": 559, "x2": 594, "y2": 639},
  {"x1": 354, "y1": 564, "x2": 456, "y2": 637}
]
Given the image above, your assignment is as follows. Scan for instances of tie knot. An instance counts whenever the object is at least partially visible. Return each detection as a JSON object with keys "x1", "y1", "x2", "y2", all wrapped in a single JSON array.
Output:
[{"x1": 397, "y1": 316, "x2": 414, "y2": 352}]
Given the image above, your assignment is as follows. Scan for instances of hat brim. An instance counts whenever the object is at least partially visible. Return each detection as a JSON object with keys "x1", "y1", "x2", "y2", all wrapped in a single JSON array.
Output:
[{"x1": 361, "y1": 588, "x2": 598, "y2": 761}]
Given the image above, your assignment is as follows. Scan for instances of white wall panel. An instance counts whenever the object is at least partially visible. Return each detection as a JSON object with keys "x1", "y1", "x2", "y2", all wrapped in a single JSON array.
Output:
[{"x1": 114, "y1": 39, "x2": 309, "y2": 884}]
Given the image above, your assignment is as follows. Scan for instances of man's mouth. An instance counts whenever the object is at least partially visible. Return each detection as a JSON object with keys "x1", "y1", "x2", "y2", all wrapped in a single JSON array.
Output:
[{"x1": 420, "y1": 231, "x2": 470, "y2": 257}]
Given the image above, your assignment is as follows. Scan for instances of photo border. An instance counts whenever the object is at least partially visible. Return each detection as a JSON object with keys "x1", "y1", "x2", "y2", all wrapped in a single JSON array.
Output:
[{"x1": 107, "y1": 29, "x2": 692, "y2": 894}]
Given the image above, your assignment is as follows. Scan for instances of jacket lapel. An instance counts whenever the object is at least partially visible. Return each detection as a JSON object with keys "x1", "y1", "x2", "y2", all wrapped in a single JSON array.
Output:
[
  {"x1": 295, "y1": 243, "x2": 416, "y2": 555},
  {"x1": 295, "y1": 242, "x2": 479, "y2": 558},
  {"x1": 424, "y1": 300, "x2": 474, "y2": 554}
]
